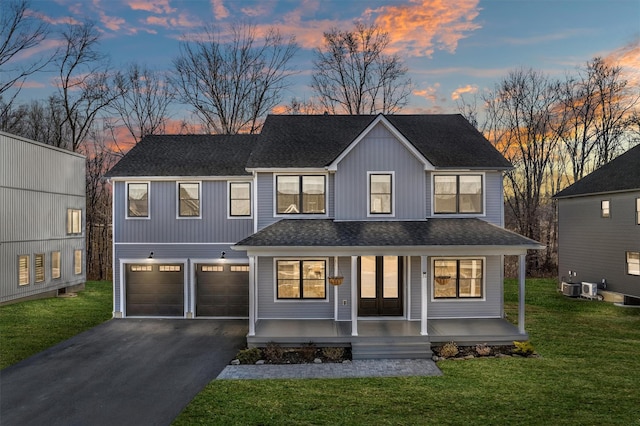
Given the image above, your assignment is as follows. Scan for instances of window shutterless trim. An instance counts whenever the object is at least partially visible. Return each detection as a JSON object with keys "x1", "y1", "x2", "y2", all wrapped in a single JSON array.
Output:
[
  {"x1": 431, "y1": 257, "x2": 485, "y2": 301},
  {"x1": 635, "y1": 198, "x2": 639, "y2": 225},
  {"x1": 601, "y1": 199, "x2": 610, "y2": 218},
  {"x1": 126, "y1": 181, "x2": 150, "y2": 219},
  {"x1": 66, "y1": 208, "x2": 82, "y2": 234},
  {"x1": 228, "y1": 181, "x2": 252, "y2": 219},
  {"x1": 74, "y1": 250, "x2": 82, "y2": 275},
  {"x1": 432, "y1": 173, "x2": 485, "y2": 216},
  {"x1": 626, "y1": 251, "x2": 640, "y2": 276},
  {"x1": 274, "y1": 258, "x2": 328, "y2": 301},
  {"x1": 367, "y1": 171, "x2": 395, "y2": 217},
  {"x1": 176, "y1": 181, "x2": 202, "y2": 219},
  {"x1": 51, "y1": 251, "x2": 61, "y2": 279},
  {"x1": 18, "y1": 254, "x2": 30, "y2": 286},
  {"x1": 34, "y1": 253, "x2": 45, "y2": 283},
  {"x1": 274, "y1": 174, "x2": 327, "y2": 216}
]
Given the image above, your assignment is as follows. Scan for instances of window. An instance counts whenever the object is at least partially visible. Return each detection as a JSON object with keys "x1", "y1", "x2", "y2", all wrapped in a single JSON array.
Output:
[
  {"x1": 276, "y1": 175, "x2": 325, "y2": 214},
  {"x1": 369, "y1": 173, "x2": 392, "y2": 214},
  {"x1": 67, "y1": 209, "x2": 82, "y2": 234},
  {"x1": 277, "y1": 260, "x2": 326, "y2": 299},
  {"x1": 35, "y1": 253, "x2": 45, "y2": 283},
  {"x1": 627, "y1": 252, "x2": 640, "y2": 276},
  {"x1": 127, "y1": 183, "x2": 148, "y2": 217},
  {"x1": 130, "y1": 265, "x2": 152, "y2": 272},
  {"x1": 230, "y1": 182, "x2": 251, "y2": 217},
  {"x1": 636, "y1": 198, "x2": 639, "y2": 225},
  {"x1": 434, "y1": 258, "x2": 483, "y2": 299},
  {"x1": 202, "y1": 265, "x2": 223, "y2": 272},
  {"x1": 231, "y1": 265, "x2": 250, "y2": 272},
  {"x1": 52, "y1": 251, "x2": 61, "y2": 279},
  {"x1": 601, "y1": 200, "x2": 610, "y2": 218},
  {"x1": 74, "y1": 250, "x2": 82, "y2": 275},
  {"x1": 18, "y1": 255, "x2": 30, "y2": 286},
  {"x1": 159, "y1": 265, "x2": 181, "y2": 272},
  {"x1": 178, "y1": 182, "x2": 200, "y2": 217},
  {"x1": 434, "y1": 175, "x2": 483, "y2": 214}
]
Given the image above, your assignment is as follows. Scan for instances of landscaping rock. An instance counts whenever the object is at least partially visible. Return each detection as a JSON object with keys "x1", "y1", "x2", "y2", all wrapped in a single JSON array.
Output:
[
  {"x1": 464, "y1": 355, "x2": 475, "y2": 360},
  {"x1": 255, "y1": 359, "x2": 265, "y2": 365},
  {"x1": 313, "y1": 358, "x2": 322, "y2": 364},
  {"x1": 231, "y1": 359, "x2": 240, "y2": 365}
]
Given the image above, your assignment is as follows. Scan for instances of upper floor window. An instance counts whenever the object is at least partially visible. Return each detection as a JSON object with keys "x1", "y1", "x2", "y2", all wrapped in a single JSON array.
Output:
[
  {"x1": 178, "y1": 182, "x2": 200, "y2": 217},
  {"x1": 636, "y1": 198, "x2": 639, "y2": 225},
  {"x1": 276, "y1": 175, "x2": 325, "y2": 215},
  {"x1": 67, "y1": 209, "x2": 82, "y2": 234},
  {"x1": 369, "y1": 173, "x2": 393, "y2": 215},
  {"x1": 434, "y1": 258, "x2": 483, "y2": 299},
  {"x1": 434, "y1": 175, "x2": 483, "y2": 214},
  {"x1": 18, "y1": 255, "x2": 30, "y2": 286},
  {"x1": 127, "y1": 183, "x2": 148, "y2": 218},
  {"x1": 276, "y1": 259, "x2": 326, "y2": 299},
  {"x1": 601, "y1": 200, "x2": 610, "y2": 218},
  {"x1": 230, "y1": 182, "x2": 251, "y2": 217},
  {"x1": 627, "y1": 252, "x2": 640, "y2": 276}
]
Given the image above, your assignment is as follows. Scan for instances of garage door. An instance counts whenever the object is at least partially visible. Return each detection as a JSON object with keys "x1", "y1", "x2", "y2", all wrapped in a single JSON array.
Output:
[
  {"x1": 125, "y1": 263, "x2": 184, "y2": 316},
  {"x1": 195, "y1": 263, "x2": 249, "y2": 317}
]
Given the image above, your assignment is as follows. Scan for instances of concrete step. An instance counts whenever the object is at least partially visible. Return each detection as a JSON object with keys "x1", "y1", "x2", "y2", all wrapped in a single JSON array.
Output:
[{"x1": 352, "y1": 340, "x2": 432, "y2": 360}]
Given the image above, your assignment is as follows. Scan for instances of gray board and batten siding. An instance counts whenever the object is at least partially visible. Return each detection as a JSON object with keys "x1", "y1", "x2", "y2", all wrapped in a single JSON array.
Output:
[
  {"x1": 1, "y1": 131, "x2": 86, "y2": 304},
  {"x1": 557, "y1": 192, "x2": 640, "y2": 298}
]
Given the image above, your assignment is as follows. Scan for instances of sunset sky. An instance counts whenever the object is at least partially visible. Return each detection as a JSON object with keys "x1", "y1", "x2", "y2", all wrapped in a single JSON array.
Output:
[{"x1": 13, "y1": 0, "x2": 640, "y2": 118}]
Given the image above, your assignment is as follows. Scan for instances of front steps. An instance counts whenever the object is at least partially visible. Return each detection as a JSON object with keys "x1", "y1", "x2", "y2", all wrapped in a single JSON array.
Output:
[{"x1": 351, "y1": 337, "x2": 432, "y2": 360}]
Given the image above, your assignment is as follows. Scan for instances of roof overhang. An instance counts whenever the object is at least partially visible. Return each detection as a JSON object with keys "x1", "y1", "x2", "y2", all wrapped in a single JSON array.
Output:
[
  {"x1": 233, "y1": 245, "x2": 536, "y2": 256},
  {"x1": 106, "y1": 175, "x2": 252, "y2": 181}
]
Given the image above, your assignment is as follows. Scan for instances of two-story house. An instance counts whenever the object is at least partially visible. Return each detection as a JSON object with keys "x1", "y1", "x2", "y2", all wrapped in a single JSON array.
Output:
[
  {"x1": 106, "y1": 114, "x2": 542, "y2": 359},
  {"x1": 554, "y1": 144, "x2": 640, "y2": 305}
]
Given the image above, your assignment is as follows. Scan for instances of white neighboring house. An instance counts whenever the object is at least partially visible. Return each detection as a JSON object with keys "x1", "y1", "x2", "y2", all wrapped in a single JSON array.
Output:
[{"x1": 0, "y1": 131, "x2": 86, "y2": 304}]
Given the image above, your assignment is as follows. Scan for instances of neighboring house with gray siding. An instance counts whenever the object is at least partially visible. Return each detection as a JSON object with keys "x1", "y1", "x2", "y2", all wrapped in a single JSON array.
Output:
[
  {"x1": 1, "y1": 132, "x2": 86, "y2": 304},
  {"x1": 554, "y1": 144, "x2": 640, "y2": 305},
  {"x1": 106, "y1": 114, "x2": 542, "y2": 359}
]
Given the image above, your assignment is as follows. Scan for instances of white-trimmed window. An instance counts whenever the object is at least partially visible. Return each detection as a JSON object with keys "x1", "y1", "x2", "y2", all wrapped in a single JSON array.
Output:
[
  {"x1": 434, "y1": 175, "x2": 483, "y2": 214},
  {"x1": 178, "y1": 182, "x2": 200, "y2": 218},
  {"x1": 202, "y1": 265, "x2": 223, "y2": 272},
  {"x1": 601, "y1": 200, "x2": 610, "y2": 218},
  {"x1": 636, "y1": 198, "x2": 639, "y2": 225},
  {"x1": 51, "y1": 251, "x2": 61, "y2": 279},
  {"x1": 67, "y1": 209, "x2": 82, "y2": 234},
  {"x1": 276, "y1": 175, "x2": 326, "y2": 214},
  {"x1": 127, "y1": 182, "x2": 149, "y2": 218},
  {"x1": 18, "y1": 255, "x2": 30, "y2": 286},
  {"x1": 276, "y1": 259, "x2": 326, "y2": 299},
  {"x1": 35, "y1": 253, "x2": 45, "y2": 283},
  {"x1": 369, "y1": 172, "x2": 393, "y2": 215},
  {"x1": 627, "y1": 252, "x2": 640, "y2": 276},
  {"x1": 74, "y1": 250, "x2": 82, "y2": 275},
  {"x1": 130, "y1": 265, "x2": 152, "y2": 272},
  {"x1": 229, "y1": 182, "x2": 251, "y2": 217},
  {"x1": 433, "y1": 258, "x2": 483, "y2": 299}
]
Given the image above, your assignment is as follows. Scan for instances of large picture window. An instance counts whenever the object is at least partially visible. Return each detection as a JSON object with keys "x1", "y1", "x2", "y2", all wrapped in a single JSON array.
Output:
[
  {"x1": 369, "y1": 173, "x2": 392, "y2": 214},
  {"x1": 178, "y1": 182, "x2": 200, "y2": 217},
  {"x1": 277, "y1": 260, "x2": 326, "y2": 299},
  {"x1": 230, "y1": 182, "x2": 251, "y2": 217},
  {"x1": 127, "y1": 183, "x2": 148, "y2": 217},
  {"x1": 627, "y1": 252, "x2": 640, "y2": 276},
  {"x1": 67, "y1": 209, "x2": 82, "y2": 234},
  {"x1": 276, "y1": 175, "x2": 325, "y2": 214},
  {"x1": 434, "y1": 258, "x2": 483, "y2": 299},
  {"x1": 434, "y1": 175, "x2": 482, "y2": 214}
]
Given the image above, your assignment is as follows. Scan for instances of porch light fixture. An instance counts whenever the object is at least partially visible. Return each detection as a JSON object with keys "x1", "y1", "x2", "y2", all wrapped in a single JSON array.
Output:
[
  {"x1": 220, "y1": 251, "x2": 226, "y2": 259},
  {"x1": 148, "y1": 252, "x2": 154, "y2": 259}
]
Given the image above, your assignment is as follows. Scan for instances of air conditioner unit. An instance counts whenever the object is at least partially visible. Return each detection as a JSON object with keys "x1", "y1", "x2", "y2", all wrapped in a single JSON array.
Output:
[
  {"x1": 561, "y1": 282, "x2": 580, "y2": 297},
  {"x1": 581, "y1": 282, "x2": 598, "y2": 299}
]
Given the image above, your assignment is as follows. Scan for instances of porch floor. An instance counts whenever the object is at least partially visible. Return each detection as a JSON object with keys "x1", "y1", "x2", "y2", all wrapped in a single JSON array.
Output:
[{"x1": 248, "y1": 318, "x2": 527, "y2": 347}]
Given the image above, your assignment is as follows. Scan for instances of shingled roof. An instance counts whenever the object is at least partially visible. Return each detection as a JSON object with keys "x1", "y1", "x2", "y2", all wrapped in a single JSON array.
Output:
[
  {"x1": 246, "y1": 114, "x2": 512, "y2": 169},
  {"x1": 234, "y1": 218, "x2": 542, "y2": 248},
  {"x1": 105, "y1": 134, "x2": 257, "y2": 178},
  {"x1": 554, "y1": 144, "x2": 640, "y2": 198}
]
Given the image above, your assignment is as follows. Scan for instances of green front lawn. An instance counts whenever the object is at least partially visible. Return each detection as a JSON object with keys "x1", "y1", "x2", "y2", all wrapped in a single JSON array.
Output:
[
  {"x1": 0, "y1": 281, "x2": 112, "y2": 369},
  {"x1": 174, "y1": 279, "x2": 640, "y2": 425}
]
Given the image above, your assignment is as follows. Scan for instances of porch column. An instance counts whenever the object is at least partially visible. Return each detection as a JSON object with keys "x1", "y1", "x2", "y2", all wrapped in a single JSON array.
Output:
[
  {"x1": 334, "y1": 256, "x2": 339, "y2": 321},
  {"x1": 518, "y1": 254, "x2": 526, "y2": 334},
  {"x1": 420, "y1": 255, "x2": 428, "y2": 336},
  {"x1": 351, "y1": 255, "x2": 358, "y2": 336},
  {"x1": 248, "y1": 255, "x2": 256, "y2": 336}
]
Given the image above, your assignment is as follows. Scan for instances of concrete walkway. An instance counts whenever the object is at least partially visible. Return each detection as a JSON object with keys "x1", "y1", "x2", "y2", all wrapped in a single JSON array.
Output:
[{"x1": 217, "y1": 359, "x2": 442, "y2": 380}]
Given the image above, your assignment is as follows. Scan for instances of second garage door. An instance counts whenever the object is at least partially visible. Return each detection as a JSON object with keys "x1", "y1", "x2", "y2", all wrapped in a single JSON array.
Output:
[{"x1": 195, "y1": 263, "x2": 249, "y2": 317}]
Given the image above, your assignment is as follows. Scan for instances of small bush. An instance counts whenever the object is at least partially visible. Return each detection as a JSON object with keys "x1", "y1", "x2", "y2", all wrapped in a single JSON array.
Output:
[
  {"x1": 439, "y1": 341, "x2": 459, "y2": 358},
  {"x1": 263, "y1": 342, "x2": 284, "y2": 363},
  {"x1": 321, "y1": 347, "x2": 345, "y2": 361},
  {"x1": 475, "y1": 343, "x2": 491, "y2": 356},
  {"x1": 299, "y1": 342, "x2": 317, "y2": 362},
  {"x1": 513, "y1": 341, "x2": 535, "y2": 356},
  {"x1": 235, "y1": 347, "x2": 262, "y2": 364}
]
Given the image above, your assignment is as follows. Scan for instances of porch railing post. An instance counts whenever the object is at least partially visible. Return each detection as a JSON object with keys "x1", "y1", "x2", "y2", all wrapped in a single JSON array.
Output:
[
  {"x1": 421, "y1": 255, "x2": 428, "y2": 336},
  {"x1": 248, "y1": 255, "x2": 256, "y2": 336},
  {"x1": 351, "y1": 255, "x2": 358, "y2": 336},
  {"x1": 518, "y1": 254, "x2": 526, "y2": 335}
]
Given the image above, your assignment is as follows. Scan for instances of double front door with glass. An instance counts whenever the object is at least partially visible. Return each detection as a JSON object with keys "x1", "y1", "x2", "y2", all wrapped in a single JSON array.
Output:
[{"x1": 358, "y1": 256, "x2": 403, "y2": 316}]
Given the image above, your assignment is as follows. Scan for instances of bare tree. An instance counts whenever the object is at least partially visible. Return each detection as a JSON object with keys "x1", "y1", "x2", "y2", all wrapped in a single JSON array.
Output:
[
  {"x1": 110, "y1": 63, "x2": 175, "y2": 151},
  {"x1": 0, "y1": 0, "x2": 53, "y2": 115},
  {"x1": 55, "y1": 21, "x2": 117, "y2": 151},
  {"x1": 172, "y1": 23, "x2": 298, "y2": 134},
  {"x1": 311, "y1": 22, "x2": 411, "y2": 115}
]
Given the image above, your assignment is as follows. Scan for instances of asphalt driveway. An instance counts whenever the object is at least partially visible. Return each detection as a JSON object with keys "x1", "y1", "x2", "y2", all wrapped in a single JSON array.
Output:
[{"x1": 0, "y1": 319, "x2": 247, "y2": 426}]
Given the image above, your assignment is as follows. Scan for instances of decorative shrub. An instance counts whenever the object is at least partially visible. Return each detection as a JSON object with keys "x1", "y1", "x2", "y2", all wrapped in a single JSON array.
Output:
[
  {"x1": 475, "y1": 343, "x2": 491, "y2": 356},
  {"x1": 299, "y1": 342, "x2": 317, "y2": 362},
  {"x1": 513, "y1": 341, "x2": 535, "y2": 356},
  {"x1": 263, "y1": 342, "x2": 284, "y2": 363},
  {"x1": 321, "y1": 347, "x2": 345, "y2": 361},
  {"x1": 439, "y1": 341, "x2": 459, "y2": 358},
  {"x1": 235, "y1": 347, "x2": 262, "y2": 364}
]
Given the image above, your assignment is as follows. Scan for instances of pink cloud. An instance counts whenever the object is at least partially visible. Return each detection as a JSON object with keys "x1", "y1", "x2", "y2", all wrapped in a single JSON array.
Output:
[
  {"x1": 413, "y1": 83, "x2": 441, "y2": 103},
  {"x1": 145, "y1": 13, "x2": 201, "y2": 29},
  {"x1": 99, "y1": 11, "x2": 126, "y2": 32},
  {"x1": 603, "y1": 38, "x2": 640, "y2": 88},
  {"x1": 26, "y1": 10, "x2": 81, "y2": 26},
  {"x1": 451, "y1": 84, "x2": 478, "y2": 100},
  {"x1": 127, "y1": 0, "x2": 175, "y2": 14},
  {"x1": 16, "y1": 80, "x2": 46, "y2": 89},
  {"x1": 211, "y1": 0, "x2": 229, "y2": 20}
]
